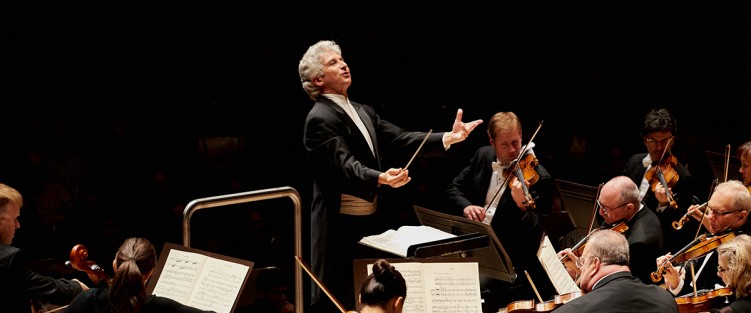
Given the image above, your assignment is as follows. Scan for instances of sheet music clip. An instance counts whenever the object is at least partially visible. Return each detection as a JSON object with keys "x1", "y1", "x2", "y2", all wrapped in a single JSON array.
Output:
[{"x1": 407, "y1": 232, "x2": 489, "y2": 258}]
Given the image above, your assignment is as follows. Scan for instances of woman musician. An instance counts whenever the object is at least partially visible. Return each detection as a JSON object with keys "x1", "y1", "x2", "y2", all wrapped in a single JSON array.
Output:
[
  {"x1": 654, "y1": 180, "x2": 751, "y2": 298},
  {"x1": 709, "y1": 234, "x2": 751, "y2": 313}
]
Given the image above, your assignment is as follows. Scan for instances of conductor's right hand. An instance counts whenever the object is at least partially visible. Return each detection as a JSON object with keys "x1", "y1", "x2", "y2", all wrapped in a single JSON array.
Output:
[
  {"x1": 379, "y1": 168, "x2": 410, "y2": 188},
  {"x1": 463, "y1": 205, "x2": 486, "y2": 222}
]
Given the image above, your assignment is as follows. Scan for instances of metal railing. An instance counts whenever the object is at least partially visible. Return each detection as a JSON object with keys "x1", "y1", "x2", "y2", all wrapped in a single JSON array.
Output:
[{"x1": 182, "y1": 186, "x2": 303, "y2": 313}]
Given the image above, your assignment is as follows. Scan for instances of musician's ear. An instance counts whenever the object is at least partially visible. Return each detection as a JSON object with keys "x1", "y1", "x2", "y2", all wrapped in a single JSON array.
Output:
[{"x1": 393, "y1": 296, "x2": 404, "y2": 312}]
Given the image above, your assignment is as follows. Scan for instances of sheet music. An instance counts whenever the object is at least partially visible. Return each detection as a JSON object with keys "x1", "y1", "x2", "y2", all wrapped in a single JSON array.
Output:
[
  {"x1": 537, "y1": 235, "x2": 580, "y2": 295},
  {"x1": 151, "y1": 249, "x2": 250, "y2": 313},
  {"x1": 367, "y1": 262, "x2": 482, "y2": 313},
  {"x1": 359, "y1": 225, "x2": 457, "y2": 257}
]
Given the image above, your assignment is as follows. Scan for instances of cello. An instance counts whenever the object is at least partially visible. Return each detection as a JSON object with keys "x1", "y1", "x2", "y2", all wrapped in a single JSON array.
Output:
[{"x1": 32, "y1": 244, "x2": 111, "y2": 313}]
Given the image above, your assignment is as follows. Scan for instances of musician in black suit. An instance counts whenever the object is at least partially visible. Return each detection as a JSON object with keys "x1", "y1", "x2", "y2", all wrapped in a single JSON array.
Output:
[
  {"x1": 559, "y1": 176, "x2": 663, "y2": 285},
  {"x1": 622, "y1": 108, "x2": 701, "y2": 254},
  {"x1": 299, "y1": 40, "x2": 483, "y2": 313},
  {"x1": 443, "y1": 111, "x2": 555, "y2": 311},
  {"x1": 657, "y1": 180, "x2": 751, "y2": 298},
  {"x1": 552, "y1": 229, "x2": 678, "y2": 313},
  {"x1": 0, "y1": 183, "x2": 87, "y2": 313}
]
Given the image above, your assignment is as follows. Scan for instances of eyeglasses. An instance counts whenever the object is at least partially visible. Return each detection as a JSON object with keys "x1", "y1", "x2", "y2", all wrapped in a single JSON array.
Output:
[
  {"x1": 597, "y1": 200, "x2": 629, "y2": 215},
  {"x1": 644, "y1": 136, "x2": 674, "y2": 146},
  {"x1": 575, "y1": 255, "x2": 599, "y2": 269},
  {"x1": 705, "y1": 205, "x2": 742, "y2": 217}
]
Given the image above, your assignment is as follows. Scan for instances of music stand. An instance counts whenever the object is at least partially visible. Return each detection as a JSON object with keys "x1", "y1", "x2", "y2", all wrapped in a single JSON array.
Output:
[{"x1": 413, "y1": 205, "x2": 516, "y2": 283}]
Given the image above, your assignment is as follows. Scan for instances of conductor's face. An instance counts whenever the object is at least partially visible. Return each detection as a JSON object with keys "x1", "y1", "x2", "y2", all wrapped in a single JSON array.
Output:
[{"x1": 316, "y1": 50, "x2": 351, "y2": 97}]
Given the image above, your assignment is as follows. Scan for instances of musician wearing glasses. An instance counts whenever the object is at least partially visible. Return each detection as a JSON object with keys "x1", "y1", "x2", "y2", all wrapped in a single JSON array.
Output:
[
  {"x1": 622, "y1": 108, "x2": 701, "y2": 255},
  {"x1": 656, "y1": 180, "x2": 751, "y2": 297},
  {"x1": 712, "y1": 234, "x2": 751, "y2": 313},
  {"x1": 559, "y1": 176, "x2": 663, "y2": 285},
  {"x1": 552, "y1": 229, "x2": 678, "y2": 313}
]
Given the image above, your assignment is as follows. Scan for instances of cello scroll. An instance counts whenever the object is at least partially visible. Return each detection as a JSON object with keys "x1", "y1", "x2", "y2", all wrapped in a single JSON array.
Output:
[{"x1": 66, "y1": 244, "x2": 111, "y2": 286}]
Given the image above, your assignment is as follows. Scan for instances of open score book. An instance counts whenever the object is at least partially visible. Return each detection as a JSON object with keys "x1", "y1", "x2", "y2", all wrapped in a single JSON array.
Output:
[
  {"x1": 358, "y1": 225, "x2": 457, "y2": 258},
  {"x1": 146, "y1": 243, "x2": 255, "y2": 313}
]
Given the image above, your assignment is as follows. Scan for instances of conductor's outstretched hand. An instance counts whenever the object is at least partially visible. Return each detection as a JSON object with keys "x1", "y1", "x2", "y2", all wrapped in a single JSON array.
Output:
[{"x1": 445, "y1": 108, "x2": 483, "y2": 145}]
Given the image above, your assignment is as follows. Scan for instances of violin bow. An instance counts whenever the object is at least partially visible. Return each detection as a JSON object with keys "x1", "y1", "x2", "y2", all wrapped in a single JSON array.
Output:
[
  {"x1": 586, "y1": 183, "x2": 604, "y2": 234},
  {"x1": 723, "y1": 144, "x2": 731, "y2": 182},
  {"x1": 294, "y1": 256, "x2": 348, "y2": 313},
  {"x1": 486, "y1": 121, "x2": 544, "y2": 210}
]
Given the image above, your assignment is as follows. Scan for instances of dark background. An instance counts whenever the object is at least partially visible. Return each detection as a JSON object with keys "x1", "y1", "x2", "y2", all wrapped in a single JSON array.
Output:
[{"x1": 2, "y1": 1, "x2": 750, "y2": 310}]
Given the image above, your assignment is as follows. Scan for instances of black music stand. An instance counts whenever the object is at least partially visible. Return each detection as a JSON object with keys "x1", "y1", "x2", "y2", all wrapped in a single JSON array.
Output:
[{"x1": 413, "y1": 205, "x2": 516, "y2": 283}]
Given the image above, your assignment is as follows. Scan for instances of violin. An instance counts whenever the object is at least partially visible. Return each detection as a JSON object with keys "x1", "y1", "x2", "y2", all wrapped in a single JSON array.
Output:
[
  {"x1": 505, "y1": 291, "x2": 585, "y2": 313},
  {"x1": 651, "y1": 232, "x2": 736, "y2": 283},
  {"x1": 561, "y1": 222, "x2": 629, "y2": 262},
  {"x1": 675, "y1": 286, "x2": 733, "y2": 313},
  {"x1": 67, "y1": 244, "x2": 111, "y2": 286},
  {"x1": 506, "y1": 299, "x2": 557, "y2": 312},
  {"x1": 506, "y1": 153, "x2": 540, "y2": 209},
  {"x1": 644, "y1": 152, "x2": 680, "y2": 209}
]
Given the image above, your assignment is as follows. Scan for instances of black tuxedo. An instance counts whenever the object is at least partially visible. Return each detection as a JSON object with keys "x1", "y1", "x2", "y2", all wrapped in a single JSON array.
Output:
[
  {"x1": 607, "y1": 206, "x2": 663, "y2": 285},
  {"x1": 0, "y1": 244, "x2": 83, "y2": 313},
  {"x1": 623, "y1": 152, "x2": 701, "y2": 254},
  {"x1": 303, "y1": 97, "x2": 448, "y2": 311},
  {"x1": 552, "y1": 271, "x2": 678, "y2": 313},
  {"x1": 443, "y1": 145, "x2": 556, "y2": 309}
]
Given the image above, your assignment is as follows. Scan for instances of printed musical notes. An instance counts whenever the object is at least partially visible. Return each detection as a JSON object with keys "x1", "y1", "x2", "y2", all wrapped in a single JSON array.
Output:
[
  {"x1": 148, "y1": 243, "x2": 253, "y2": 313},
  {"x1": 367, "y1": 261, "x2": 482, "y2": 313}
]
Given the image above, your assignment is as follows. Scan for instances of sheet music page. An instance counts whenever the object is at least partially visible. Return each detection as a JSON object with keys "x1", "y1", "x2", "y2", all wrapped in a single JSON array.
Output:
[
  {"x1": 367, "y1": 262, "x2": 481, "y2": 313},
  {"x1": 185, "y1": 257, "x2": 249, "y2": 313},
  {"x1": 537, "y1": 235, "x2": 580, "y2": 294},
  {"x1": 424, "y1": 262, "x2": 482, "y2": 313},
  {"x1": 152, "y1": 249, "x2": 206, "y2": 304},
  {"x1": 359, "y1": 225, "x2": 456, "y2": 257},
  {"x1": 151, "y1": 249, "x2": 249, "y2": 313}
]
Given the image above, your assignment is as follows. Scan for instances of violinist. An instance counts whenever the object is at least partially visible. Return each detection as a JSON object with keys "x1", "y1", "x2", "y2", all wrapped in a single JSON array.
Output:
[
  {"x1": 0, "y1": 183, "x2": 88, "y2": 313},
  {"x1": 711, "y1": 234, "x2": 751, "y2": 313},
  {"x1": 444, "y1": 111, "x2": 556, "y2": 312},
  {"x1": 357, "y1": 259, "x2": 407, "y2": 313},
  {"x1": 737, "y1": 140, "x2": 751, "y2": 189},
  {"x1": 656, "y1": 180, "x2": 751, "y2": 298},
  {"x1": 558, "y1": 176, "x2": 663, "y2": 285},
  {"x1": 552, "y1": 229, "x2": 678, "y2": 313},
  {"x1": 64, "y1": 237, "x2": 215, "y2": 313},
  {"x1": 623, "y1": 108, "x2": 701, "y2": 254}
]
